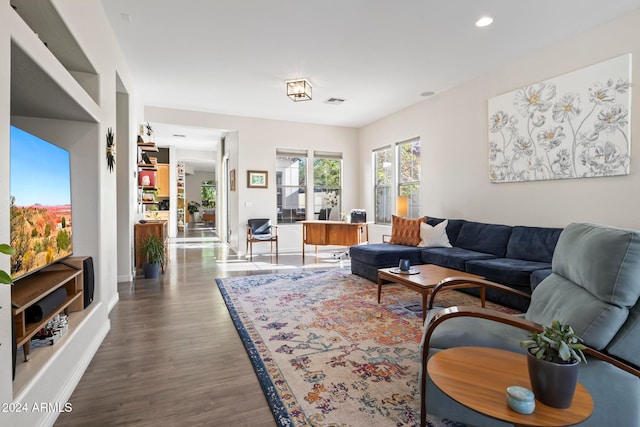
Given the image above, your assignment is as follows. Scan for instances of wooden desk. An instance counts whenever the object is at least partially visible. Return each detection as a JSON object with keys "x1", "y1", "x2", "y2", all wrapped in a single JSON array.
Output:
[
  {"x1": 427, "y1": 347, "x2": 593, "y2": 427},
  {"x1": 301, "y1": 221, "x2": 368, "y2": 261}
]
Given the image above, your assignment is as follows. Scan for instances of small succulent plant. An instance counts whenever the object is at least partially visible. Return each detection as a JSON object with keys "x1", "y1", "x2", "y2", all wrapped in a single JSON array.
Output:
[{"x1": 520, "y1": 320, "x2": 587, "y2": 364}]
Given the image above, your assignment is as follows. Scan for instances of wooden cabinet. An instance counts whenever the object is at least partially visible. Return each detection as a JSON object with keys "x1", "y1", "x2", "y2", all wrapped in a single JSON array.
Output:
[
  {"x1": 156, "y1": 163, "x2": 170, "y2": 198},
  {"x1": 134, "y1": 221, "x2": 168, "y2": 274},
  {"x1": 145, "y1": 210, "x2": 170, "y2": 232},
  {"x1": 11, "y1": 258, "x2": 86, "y2": 361}
]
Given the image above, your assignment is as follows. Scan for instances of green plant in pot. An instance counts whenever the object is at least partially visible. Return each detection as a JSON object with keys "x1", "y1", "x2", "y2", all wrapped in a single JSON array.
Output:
[
  {"x1": 187, "y1": 201, "x2": 201, "y2": 223},
  {"x1": 520, "y1": 320, "x2": 587, "y2": 408},
  {"x1": 141, "y1": 234, "x2": 165, "y2": 279}
]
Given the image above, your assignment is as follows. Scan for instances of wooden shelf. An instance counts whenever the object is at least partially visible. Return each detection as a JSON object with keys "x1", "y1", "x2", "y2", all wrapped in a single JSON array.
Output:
[
  {"x1": 12, "y1": 264, "x2": 84, "y2": 361},
  {"x1": 137, "y1": 142, "x2": 158, "y2": 152},
  {"x1": 137, "y1": 163, "x2": 158, "y2": 170},
  {"x1": 12, "y1": 269, "x2": 81, "y2": 310}
]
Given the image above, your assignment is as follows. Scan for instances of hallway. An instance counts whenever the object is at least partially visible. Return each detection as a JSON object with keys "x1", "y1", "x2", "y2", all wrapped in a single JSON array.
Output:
[{"x1": 55, "y1": 226, "x2": 348, "y2": 426}]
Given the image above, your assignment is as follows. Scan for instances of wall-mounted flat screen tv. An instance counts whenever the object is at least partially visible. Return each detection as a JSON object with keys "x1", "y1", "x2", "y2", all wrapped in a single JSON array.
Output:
[{"x1": 10, "y1": 125, "x2": 73, "y2": 281}]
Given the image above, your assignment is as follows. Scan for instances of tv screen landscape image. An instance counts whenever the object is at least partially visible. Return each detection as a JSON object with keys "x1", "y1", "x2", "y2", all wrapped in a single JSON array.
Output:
[{"x1": 10, "y1": 125, "x2": 73, "y2": 281}]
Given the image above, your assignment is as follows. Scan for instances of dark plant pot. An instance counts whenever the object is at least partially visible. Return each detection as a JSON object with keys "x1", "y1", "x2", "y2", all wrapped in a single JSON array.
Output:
[
  {"x1": 527, "y1": 351, "x2": 579, "y2": 408},
  {"x1": 142, "y1": 262, "x2": 161, "y2": 279}
]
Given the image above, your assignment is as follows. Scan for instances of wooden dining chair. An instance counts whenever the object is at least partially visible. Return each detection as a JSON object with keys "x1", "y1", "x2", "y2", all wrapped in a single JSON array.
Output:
[{"x1": 246, "y1": 218, "x2": 278, "y2": 261}]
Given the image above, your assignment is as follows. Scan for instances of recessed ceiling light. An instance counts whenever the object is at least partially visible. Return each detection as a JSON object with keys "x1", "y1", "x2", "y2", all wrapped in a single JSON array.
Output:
[
  {"x1": 120, "y1": 13, "x2": 132, "y2": 22},
  {"x1": 421, "y1": 91, "x2": 435, "y2": 97},
  {"x1": 475, "y1": 16, "x2": 493, "y2": 27}
]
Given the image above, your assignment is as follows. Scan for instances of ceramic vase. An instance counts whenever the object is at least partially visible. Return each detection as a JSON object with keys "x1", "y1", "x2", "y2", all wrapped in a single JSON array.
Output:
[{"x1": 527, "y1": 351, "x2": 579, "y2": 408}]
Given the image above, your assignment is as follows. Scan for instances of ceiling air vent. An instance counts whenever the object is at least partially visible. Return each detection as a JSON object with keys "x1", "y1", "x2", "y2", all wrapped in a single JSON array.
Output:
[{"x1": 324, "y1": 97, "x2": 345, "y2": 105}]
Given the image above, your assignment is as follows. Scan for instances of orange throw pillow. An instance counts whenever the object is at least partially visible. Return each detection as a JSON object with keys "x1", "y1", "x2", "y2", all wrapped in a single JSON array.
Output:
[{"x1": 390, "y1": 215, "x2": 426, "y2": 246}]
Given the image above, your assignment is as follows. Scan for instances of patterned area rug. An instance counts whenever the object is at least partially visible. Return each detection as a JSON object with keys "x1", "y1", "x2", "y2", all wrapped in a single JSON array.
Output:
[{"x1": 216, "y1": 268, "x2": 517, "y2": 426}]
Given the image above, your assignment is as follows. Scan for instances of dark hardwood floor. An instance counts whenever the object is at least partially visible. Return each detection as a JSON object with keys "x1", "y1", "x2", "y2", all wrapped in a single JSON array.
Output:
[{"x1": 55, "y1": 225, "x2": 347, "y2": 427}]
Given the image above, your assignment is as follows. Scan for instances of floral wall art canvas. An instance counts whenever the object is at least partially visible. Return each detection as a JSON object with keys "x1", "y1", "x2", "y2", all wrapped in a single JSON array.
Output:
[{"x1": 488, "y1": 54, "x2": 631, "y2": 183}]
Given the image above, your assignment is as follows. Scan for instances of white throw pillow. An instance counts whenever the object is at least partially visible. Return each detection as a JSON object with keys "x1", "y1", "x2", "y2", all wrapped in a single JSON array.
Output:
[{"x1": 418, "y1": 220, "x2": 452, "y2": 248}]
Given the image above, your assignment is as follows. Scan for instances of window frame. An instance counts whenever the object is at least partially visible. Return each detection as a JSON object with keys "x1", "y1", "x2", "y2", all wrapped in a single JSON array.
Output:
[
  {"x1": 313, "y1": 151, "x2": 342, "y2": 221},
  {"x1": 373, "y1": 146, "x2": 392, "y2": 225},
  {"x1": 275, "y1": 150, "x2": 308, "y2": 224},
  {"x1": 396, "y1": 138, "x2": 421, "y2": 219}
]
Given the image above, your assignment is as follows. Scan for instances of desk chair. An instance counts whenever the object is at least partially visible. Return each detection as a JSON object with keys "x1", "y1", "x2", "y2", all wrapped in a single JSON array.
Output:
[{"x1": 246, "y1": 218, "x2": 278, "y2": 261}]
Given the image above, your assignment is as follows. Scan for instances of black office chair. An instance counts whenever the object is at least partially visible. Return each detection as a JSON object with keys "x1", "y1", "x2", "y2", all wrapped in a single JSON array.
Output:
[
  {"x1": 246, "y1": 218, "x2": 278, "y2": 261},
  {"x1": 318, "y1": 208, "x2": 331, "y2": 220}
]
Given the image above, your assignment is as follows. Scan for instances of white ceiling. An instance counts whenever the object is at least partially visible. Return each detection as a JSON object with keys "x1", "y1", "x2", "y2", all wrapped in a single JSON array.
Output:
[{"x1": 101, "y1": 0, "x2": 640, "y2": 168}]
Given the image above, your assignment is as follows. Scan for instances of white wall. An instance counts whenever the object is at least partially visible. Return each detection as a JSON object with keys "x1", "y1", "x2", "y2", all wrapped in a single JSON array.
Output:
[
  {"x1": 0, "y1": 1, "x2": 140, "y2": 424},
  {"x1": 145, "y1": 107, "x2": 360, "y2": 254},
  {"x1": 0, "y1": 3, "x2": 12, "y2": 405},
  {"x1": 360, "y1": 9, "x2": 640, "y2": 236},
  {"x1": 185, "y1": 170, "x2": 215, "y2": 218}
]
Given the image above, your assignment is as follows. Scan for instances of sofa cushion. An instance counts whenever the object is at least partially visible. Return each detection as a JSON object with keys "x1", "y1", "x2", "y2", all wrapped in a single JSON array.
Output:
[
  {"x1": 426, "y1": 217, "x2": 466, "y2": 246},
  {"x1": 349, "y1": 243, "x2": 424, "y2": 267},
  {"x1": 420, "y1": 247, "x2": 496, "y2": 271},
  {"x1": 526, "y1": 223, "x2": 640, "y2": 350},
  {"x1": 465, "y1": 258, "x2": 552, "y2": 287},
  {"x1": 390, "y1": 215, "x2": 426, "y2": 246},
  {"x1": 418, "y1": 220, "x2": 452, "y2": 248},
  {"x1": 454, "y1": 221, "x2": 512, "y2": 257},
  {"x1": 506, "y1": 226, "x2": 563, "y2": 263},
  {"x1": 607, "y1": 297, "x2": 640, "y2": 367},
  {"x1": 530, "y1": 268, "x2": 552, "y2": 292}
]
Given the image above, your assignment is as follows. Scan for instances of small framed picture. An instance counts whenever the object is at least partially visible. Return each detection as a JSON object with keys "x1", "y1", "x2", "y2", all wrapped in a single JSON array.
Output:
[{"x1": 247, "y1": 170, "x2": 268, "y2": 188}]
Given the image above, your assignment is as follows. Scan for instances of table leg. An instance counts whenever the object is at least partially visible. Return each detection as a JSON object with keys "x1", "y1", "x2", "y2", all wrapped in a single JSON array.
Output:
[
  {"x1": 421, "y1": 291, "x2": 430, "y2": 323},
  {"x1": 23, "y1": 341, "x2": 31, "y2": 362},
  {"x1": 377, "y1": 277, "x2": 383, "y2": 303}
]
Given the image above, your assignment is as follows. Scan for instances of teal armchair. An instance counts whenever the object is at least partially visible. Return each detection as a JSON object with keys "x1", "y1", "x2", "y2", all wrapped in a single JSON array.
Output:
[{"x1": 420, "y1": 222, "x2": 640, "y2": 427}]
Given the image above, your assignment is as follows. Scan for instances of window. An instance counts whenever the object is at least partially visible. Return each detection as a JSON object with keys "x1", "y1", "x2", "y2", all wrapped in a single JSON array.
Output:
[
  {"x1": 313, "y1": 151, "x2": 342, "y2": 221},
  {"x1": 373, "y1": 147, "x2": 392, "y2": 224},
  {"x1": 200, "y1": 180, "x2": 216, "y2": 209},
  {"x1": 397, "y1": 138, "x2": 421, "y2": 218},
  {"x1": 276, "y1": 150, "x2": 307, "y2": 224}
]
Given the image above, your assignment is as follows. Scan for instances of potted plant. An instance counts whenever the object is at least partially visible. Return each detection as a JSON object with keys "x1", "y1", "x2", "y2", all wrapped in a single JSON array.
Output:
[
  {"x1": 141, "y1": 234, "x2": 165, "y2": 279},
  {"x1": 520, "y1": 320, "x2": 587, "y2": 408},
  {"x1": 187, "y1": 201, "x2": 201, "y2": 223}
]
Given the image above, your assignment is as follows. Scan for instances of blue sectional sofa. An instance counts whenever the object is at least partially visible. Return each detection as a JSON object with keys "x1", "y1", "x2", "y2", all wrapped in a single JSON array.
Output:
[{"x1": 350, "y1": 217, "x2": 563, "y2": 311}]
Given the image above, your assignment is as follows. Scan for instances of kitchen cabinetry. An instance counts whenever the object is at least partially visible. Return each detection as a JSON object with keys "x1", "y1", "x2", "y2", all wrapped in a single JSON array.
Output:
[{"x1": 156, "y1": 163, "x2": 170, "y2": 198}]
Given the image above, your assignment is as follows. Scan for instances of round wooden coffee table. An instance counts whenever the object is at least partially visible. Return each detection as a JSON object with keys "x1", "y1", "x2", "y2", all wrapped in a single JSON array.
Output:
[{"x1": 427, "y1": 346, "x2": 593, "y2": 427}]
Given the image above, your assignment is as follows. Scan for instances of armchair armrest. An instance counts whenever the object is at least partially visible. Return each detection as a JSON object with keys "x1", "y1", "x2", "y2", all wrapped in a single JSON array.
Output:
[
  {"x1": 428, "y1": 276, "x2": 531, "y2": 311},
  {"x1": 419, "y1": 304, "x2": 640, "y2": 427},
  {"x1": 422, "y1": 305, "x2": 640, "y2": 380}
]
